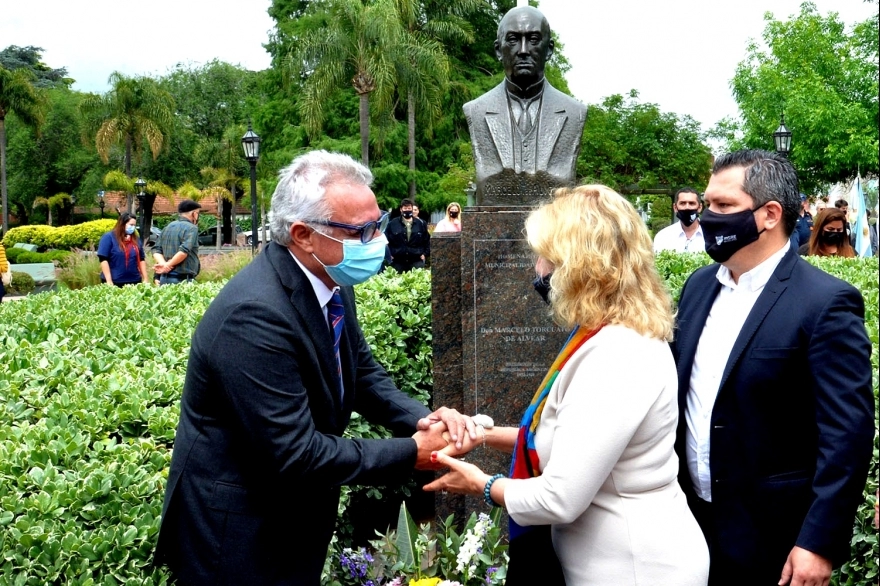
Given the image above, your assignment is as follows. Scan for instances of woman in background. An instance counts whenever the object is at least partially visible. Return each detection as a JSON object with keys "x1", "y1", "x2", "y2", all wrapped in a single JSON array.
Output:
[
  {"x1": 426, "y1": 185, "x2": 709, "y2": 585},
  {"x1": 433, "y1": 202, "x2": 462, "y2": 233},
  {"x1": 97, "y1": 213, "x2": 149, "y2": 286},
  {"x1": 799, "y1": 208, "x2": 855, "y2": 258}
]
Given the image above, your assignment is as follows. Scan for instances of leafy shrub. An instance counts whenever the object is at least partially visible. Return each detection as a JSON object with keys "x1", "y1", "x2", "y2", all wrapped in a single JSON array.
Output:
[
  {"x1": 5, "y1": 247, "x2": 25, "y2": 263},
  {"x1": 0, "y1": 255, "x2": 874, "y2": 585},
  {"x1": 2, "y1": 220, "x2": 116, "y2": 251},
  {"x1": 6, "y1": 249, "x2": 72, "y2": 265},
  {"x1": 7, "y1": 272, "x2": 36, "y2": 295}
]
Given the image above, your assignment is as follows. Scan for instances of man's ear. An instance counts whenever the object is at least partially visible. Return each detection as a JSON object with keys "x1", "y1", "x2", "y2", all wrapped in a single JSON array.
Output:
[
  {"x1": 290, "y1": 222, "x2": 315, "y2": 253},
  {"x1": 494, "y1": 39, "x2": 502, "y2": 61},
  {"x1": 546, "y1": 38, "x2": 555, "y2": 61},
  {"x1": 762, "y1": 201, "x2": 785, "y2": 232}
]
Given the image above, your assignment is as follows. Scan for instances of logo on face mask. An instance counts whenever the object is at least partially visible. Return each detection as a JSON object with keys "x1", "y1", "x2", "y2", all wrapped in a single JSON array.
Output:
[{"x1": 700, "y1": 205, "x2": 765, "y2": 263}]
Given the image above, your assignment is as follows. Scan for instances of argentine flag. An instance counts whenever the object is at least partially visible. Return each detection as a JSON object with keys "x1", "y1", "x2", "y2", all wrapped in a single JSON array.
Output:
[{"x1": 849, "y1": 175, "x2": 872, "y2": 257}]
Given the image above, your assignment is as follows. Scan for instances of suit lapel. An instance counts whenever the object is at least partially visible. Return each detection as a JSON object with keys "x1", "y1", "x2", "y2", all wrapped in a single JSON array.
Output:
[
  {"x1": 265, "y1": 243, "x2": 344, "y2": 410},
  {"x1": 483, "y1": 86, "x2": 513, "y2": 169},
  {"x1": 537, "y1": 96, "x2": 567, "y2": 170},
  {"x1": 717, "y1": 248, "x2": 797, "y2": 391}
]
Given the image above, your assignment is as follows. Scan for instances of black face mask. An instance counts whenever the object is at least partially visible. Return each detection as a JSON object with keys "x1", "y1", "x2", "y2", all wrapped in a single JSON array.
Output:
[
  {"x1": 449, "y1": 210, "x2": 459, "y2": 219},
  {"x1": 700, "y1": 205, "x2": 765, "y2": 263},
  {"x1": 820, "y1": 231, "x2": 845, "y2": 245},
  {"x1": 677, "y1": 209, "x2": 699, "y2": 227},
  {"x1": 401, "y1": 210, "x2": 413, "y2": 219},
  {"x1": 532, "y1": 273, "x2": 552, "y2": 305}
]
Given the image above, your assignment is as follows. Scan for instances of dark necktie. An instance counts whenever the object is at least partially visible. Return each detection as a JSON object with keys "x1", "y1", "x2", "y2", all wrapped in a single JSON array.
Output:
[{"x1": 327, "y1": 290, "x2": 345, "y2": 399}]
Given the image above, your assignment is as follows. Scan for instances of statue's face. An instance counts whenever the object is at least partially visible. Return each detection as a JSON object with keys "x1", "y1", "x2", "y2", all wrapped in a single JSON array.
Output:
[{"x1": 495, "y1": 8, "x2": 553, "y2": 89}]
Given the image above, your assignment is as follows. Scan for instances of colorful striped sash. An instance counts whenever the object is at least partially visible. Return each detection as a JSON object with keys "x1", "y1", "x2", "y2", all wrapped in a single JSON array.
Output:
[{"x1": 509, "y1": 324, "x2": 603, "y2": 539}]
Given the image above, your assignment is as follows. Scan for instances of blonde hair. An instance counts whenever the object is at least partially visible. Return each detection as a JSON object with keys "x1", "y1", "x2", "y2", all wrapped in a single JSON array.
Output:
[{"x1": 525, "y1": 185, "x2": 674, "y2": 341}]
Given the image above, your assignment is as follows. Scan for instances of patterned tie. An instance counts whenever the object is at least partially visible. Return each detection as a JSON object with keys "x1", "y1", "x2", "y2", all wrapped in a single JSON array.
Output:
[{"x1": 327, "y1": 290, "x2": 345, "y2": 400}]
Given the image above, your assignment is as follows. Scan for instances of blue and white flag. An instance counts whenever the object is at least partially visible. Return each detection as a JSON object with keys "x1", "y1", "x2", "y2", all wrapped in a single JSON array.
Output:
[{"x1": 850, "y1": 175, "x2": 872, "y2": 257}]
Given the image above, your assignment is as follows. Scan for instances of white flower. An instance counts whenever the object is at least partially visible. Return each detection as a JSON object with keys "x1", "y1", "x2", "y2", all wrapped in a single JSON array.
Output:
[{"x1": 455, "y1": 513, "x2": 494, "y2": 576}]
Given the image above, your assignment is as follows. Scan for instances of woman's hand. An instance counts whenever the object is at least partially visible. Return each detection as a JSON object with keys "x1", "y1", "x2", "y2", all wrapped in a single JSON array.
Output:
[{"x1": 422, "y1": 451, "x2": 490, "y2": 497}]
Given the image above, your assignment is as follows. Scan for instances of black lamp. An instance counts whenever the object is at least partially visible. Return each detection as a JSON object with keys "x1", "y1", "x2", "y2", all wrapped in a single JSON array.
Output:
[
  {"x1": 773, "y1": 113, "x2": 792, "y2": 158},
  {"x1": 241, "y1": 123, "x2": 261, "y2": 254}
]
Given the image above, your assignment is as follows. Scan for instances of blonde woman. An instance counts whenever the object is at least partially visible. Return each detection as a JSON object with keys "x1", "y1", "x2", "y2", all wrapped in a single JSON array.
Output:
[
  {"x1": 426, "y1": 186, "x2": 709, "y2": 585},
  {"x1": 433, "y1": 201, "x2": 462, "y2": 233}
]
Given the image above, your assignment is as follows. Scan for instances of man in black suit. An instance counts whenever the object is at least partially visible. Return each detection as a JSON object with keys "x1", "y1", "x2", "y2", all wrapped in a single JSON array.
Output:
[
  {"x1": 463, "y1": 5, "x2": 587, "y2": 204},
  {"x1": 155, "y1": 150, "x2": 474, "y2": 585},
  {"x1": 672, "y1": 149, "x2": 873, "y2": 586},
  {"x1": 386, "y1": 198, "x2": 430, "y2": 272}
]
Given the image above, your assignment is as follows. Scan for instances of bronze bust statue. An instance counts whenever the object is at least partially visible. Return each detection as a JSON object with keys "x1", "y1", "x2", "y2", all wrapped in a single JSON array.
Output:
[{"x1": 463, "y1": 6, "x2": 587, "y2": 204}]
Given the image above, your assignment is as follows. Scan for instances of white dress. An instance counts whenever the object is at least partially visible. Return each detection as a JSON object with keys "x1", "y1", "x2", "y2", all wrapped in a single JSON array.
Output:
[{"x1": 504, "y1": 325, "x2": 709, "y2": 586}]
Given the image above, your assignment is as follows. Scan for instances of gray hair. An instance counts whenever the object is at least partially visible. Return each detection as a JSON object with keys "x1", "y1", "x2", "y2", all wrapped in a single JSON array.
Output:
[
  {"x1": 269, "y1": 150, "x2": 374, "y2": 246},
  {"x1": 712, "y1": 149, "x2": 800, "y2": 235}
]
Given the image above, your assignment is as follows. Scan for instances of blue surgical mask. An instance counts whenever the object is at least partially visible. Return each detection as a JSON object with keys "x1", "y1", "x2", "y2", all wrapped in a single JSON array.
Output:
[
  {"x1": 312, "y1": 232, "x2": 388, "y2": 286},
  {"x1": 125, "y1": 225, "x2": 136, "y2": 235}
]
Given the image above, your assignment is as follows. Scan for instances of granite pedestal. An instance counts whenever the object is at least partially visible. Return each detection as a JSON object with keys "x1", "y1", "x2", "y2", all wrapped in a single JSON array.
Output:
[{"x1": 432, "y1": 205, "x2": 570, "y2": 525}]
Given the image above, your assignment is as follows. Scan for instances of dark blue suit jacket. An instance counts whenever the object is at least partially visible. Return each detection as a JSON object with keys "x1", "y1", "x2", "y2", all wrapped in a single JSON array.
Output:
[
  {"x1": 155, "y1": 242, "x2": 430, "y2": 585},
  {"x1": 672, "y1": 247, "x2": 873, "y2": 578}
]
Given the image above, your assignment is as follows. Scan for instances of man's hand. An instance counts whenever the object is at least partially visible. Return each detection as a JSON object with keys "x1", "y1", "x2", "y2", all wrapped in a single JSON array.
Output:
[
  {"x1": 778, "y1": 546, "x2": 831, "y2": 586},
  {"x1": 416, "y1": 407, "x2": 477, "y2": 450},
  {"x1": 153, "y1": 262, "x2": 170, "y2": 275},
  {"x1": 412, "y1": 425, "x2": 449, "y2": 470}
]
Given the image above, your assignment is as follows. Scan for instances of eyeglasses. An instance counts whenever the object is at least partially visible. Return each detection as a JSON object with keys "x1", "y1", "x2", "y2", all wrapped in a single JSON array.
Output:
[{"x1": 307, "y1": 211, "x2": 390, "y2": 244}]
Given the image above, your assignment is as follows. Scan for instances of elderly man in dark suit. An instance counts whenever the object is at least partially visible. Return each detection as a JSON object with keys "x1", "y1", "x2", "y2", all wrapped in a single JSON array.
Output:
[
  {"x1": 672, "y1": 149, "x2": 873, "y2": 586},
  {"x1": 463, "y1": 5, "x2": 587, "y2": 204},
  {"x1": 155, "y1": 150, "x2": 474, "y2": 585}
]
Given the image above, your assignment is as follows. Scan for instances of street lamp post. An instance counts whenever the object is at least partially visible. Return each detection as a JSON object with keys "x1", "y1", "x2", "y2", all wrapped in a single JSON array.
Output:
[
  {"x1": 241, "y1": 123, "x2": 261, "y2": 255},
  {"x1": 134, "y1": 178, "x2": 147, "y2": 245},
  {"x1": 773, "y1": 113, "x2": 792, "y2": 158},
  {"x1": 98, "y1": 191, "x2": 105, "y2": 219}
]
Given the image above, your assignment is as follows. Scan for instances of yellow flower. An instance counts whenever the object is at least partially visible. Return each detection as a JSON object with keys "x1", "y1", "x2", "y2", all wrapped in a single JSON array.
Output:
[{"x1": 409, "y1": 579, "x2": 442, "y2": 586}]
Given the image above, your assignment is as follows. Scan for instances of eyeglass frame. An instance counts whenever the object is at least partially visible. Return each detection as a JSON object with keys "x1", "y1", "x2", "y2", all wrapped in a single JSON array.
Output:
[{"x1": 306, "y1": 210, "x2": 390, "y2": 244}]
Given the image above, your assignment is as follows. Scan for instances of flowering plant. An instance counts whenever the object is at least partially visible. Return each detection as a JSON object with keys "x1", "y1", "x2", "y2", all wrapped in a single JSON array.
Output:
[{"x1": 325, "y1": 503, "x2": 508, "y2": 586}]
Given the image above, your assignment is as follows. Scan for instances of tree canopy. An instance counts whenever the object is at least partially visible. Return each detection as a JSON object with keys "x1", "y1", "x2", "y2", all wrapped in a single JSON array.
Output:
[{"x1": 722, "y1": 2, "x2": 878, "y2": 194}]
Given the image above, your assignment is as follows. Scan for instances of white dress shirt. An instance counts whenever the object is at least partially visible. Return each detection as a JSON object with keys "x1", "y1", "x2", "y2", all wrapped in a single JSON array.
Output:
[
  {"x1": 653, "y1": 221, "x2": 705, "y2": 253},
  {"x1": 289, "y1": 251, "x2": 336, "y2": 320},
  {"x1": 685, "y1": 242, "x2": 790, "y2": 501}
]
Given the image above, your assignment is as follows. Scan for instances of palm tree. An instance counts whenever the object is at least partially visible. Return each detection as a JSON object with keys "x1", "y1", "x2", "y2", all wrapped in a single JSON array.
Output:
[
  {"x1": 392, "y1": 0, "x2": 479, "y2": 197},
  {"x1": 80, "y1": 72, "x2": 174, "y2": 212},
  {"x1": 195, "y1": 124, "x2": 247, "y2": 245},
  {"x1": 289, "y1": 0, "x2": 405, "y2": 166},
  {"x1": 200, "y1": 168, "x2": 243, "y2": 248},
  {"x1": 0, "y1": 66, "x2": 44, "y2": 232}
]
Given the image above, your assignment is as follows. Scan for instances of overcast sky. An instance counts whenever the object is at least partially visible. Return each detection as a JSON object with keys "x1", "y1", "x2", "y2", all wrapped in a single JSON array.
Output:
[{"x1": 1, "y1": 0, "x2": 874, "y2": 135}]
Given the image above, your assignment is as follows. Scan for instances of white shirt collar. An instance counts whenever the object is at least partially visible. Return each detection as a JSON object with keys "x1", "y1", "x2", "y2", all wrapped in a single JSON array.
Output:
[
  {"x1": 715, "y1": 241, "x2": 790, "y2": 292},
  {"x1": 288, "y1": 249, "x2": 337, "y2": 309}
]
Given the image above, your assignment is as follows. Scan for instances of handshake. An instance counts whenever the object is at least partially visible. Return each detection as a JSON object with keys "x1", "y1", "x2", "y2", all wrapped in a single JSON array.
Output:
[{"x1": 411, "y1": 408, "x2": 489, "y2": 470}]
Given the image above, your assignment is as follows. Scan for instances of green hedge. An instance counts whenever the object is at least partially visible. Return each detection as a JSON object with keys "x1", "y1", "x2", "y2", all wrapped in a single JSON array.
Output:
[
  {"x1": 0, "y1": 256, "x2": 875, "y2": 585},
  {"x1": 6, "y1": 248, "x2": 73, "y2": 265},
  {"x1": 2, "y1": 220, "x2": 116, "y2": 251}
]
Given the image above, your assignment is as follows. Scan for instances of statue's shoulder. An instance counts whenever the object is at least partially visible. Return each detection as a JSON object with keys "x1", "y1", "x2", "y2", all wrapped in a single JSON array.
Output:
[
  {"x1": 544, "y1": 82, "x2": 587, "y2": 117},
  {"x1": 463, "y1": 82, "x2": 506, "y2": 116}
]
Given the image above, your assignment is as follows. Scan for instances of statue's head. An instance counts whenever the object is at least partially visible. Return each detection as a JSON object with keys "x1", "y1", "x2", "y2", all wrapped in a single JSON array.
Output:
[{"x1": 495, "y1": 6, "x2": 554, "y2": 90}]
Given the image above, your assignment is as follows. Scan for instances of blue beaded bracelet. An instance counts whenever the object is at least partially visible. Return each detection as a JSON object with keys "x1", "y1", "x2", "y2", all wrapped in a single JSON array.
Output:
[{"x1": 484, "y1": 473, "x2": 505, "y2": 507}]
